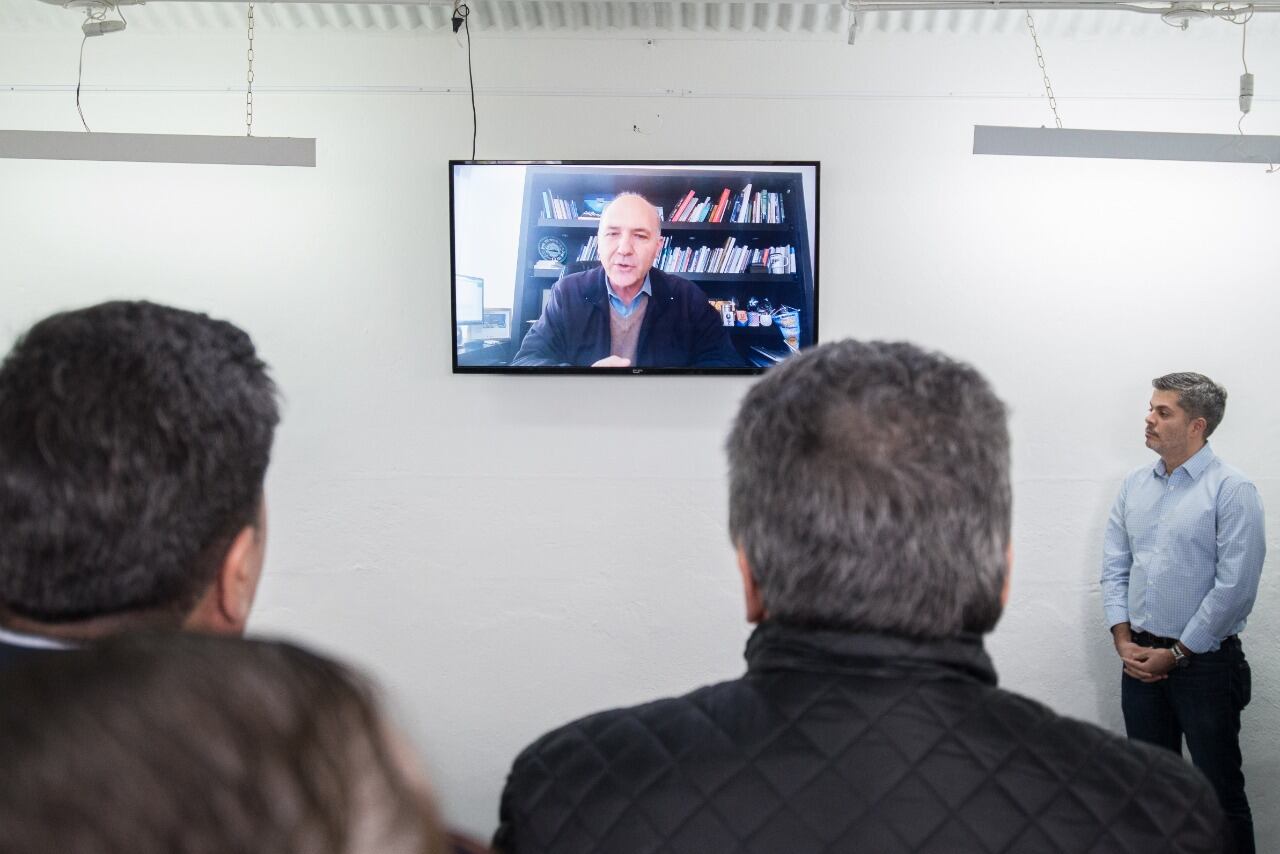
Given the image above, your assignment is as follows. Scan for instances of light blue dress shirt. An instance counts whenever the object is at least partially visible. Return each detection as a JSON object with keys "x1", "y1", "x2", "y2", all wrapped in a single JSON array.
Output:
[
  {"x1": 1101, "y1": 443, "x2": 1266, "y2": 653},
  {"x1": 605, "y1": 274, "x2": 652, "y2": 319}
]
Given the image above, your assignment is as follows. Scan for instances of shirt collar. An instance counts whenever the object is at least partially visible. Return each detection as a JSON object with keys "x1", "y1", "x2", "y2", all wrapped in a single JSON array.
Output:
[
  {"x1": 0, "y1": 624, "x2": 77, "y2": 650},
  {"x1": 605, "y1": 273, "x2": 652, "y2": 309},
  {"x1": 1152, "y1": 441, "x2": 1215, "y2": 480}
]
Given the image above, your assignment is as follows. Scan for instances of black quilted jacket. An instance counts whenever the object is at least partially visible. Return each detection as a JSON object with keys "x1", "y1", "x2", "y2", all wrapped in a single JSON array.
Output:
[{"x1": 495, "y1": 622, "x2": 1224, "y2": 854}]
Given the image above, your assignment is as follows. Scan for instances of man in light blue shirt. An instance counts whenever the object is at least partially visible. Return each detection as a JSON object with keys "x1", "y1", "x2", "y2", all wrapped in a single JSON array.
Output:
[{"x1": 1102, "y1": 372, "x2": 1265, "y2": 854}]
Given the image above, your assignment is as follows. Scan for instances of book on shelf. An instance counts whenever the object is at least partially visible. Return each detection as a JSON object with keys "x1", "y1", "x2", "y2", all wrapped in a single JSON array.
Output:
[
  {"x1": 656, "y1": 238, "x2": 793, "y2": 276},
  {"x1": 539, "y1": 190, "x2": 584, "y2": 221},
  {"x1": 721, "y1": 237, "x2": 737, "y2": 273},
  {"x1": 556, "y1": 183, "x2": 791, "y2": 228},
  {"x1": 735, "y1": 184, "x2": 752, "y2": 224},
  {"x1": 659, "y1": 185, "x2": 788, "y2": 225},
  {"x1": 710, "y1": 187, "x2": 731, "y2": 223},
  {"x1": 670, "y1": 190, "x2": 696, "y2": 222}
]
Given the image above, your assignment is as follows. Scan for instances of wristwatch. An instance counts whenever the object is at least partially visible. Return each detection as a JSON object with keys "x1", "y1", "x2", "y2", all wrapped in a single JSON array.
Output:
[{"x1": 1170, "y1": 643, "x2": 1190, "y2": 669}]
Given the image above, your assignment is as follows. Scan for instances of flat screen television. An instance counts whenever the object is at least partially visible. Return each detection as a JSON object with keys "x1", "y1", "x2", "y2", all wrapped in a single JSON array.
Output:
[{"x1": 450, "y1": 160, "x2": 819, "y2": 374}]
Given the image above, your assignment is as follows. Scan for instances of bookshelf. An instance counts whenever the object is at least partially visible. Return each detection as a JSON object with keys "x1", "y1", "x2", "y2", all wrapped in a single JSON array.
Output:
[{"x1": 511, "y1": 165, "x2": 817, "y2": 368}]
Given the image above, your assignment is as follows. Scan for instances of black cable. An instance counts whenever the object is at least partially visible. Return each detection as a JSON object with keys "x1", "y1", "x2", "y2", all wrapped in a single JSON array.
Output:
[
  {"x1": 462, "y1": 3, "x2": 476, "y2": 159},
  {"x1": 76, "y1": 33, "x2": 91, "y2": 132}
]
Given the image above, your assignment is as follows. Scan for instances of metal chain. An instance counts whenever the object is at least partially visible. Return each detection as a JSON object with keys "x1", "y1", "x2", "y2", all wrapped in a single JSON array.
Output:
[
  {"x1": 245, "y1": 0, "x2": 255, "y2": 137},
  {"x1": 1025, "y1": 11, "x2": 1063, "y2": 129}
]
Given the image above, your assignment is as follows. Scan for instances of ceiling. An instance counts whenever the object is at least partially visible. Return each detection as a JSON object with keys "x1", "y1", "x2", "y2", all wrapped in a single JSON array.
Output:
[{"x1": 2, "y1": 0, "x2": 1276, "y2": 36}]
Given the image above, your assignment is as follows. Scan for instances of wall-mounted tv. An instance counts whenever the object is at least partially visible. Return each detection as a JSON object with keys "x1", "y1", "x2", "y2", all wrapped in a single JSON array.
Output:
[{"x1": 450, "y1": 160, "x2": 819, "y2": 375}]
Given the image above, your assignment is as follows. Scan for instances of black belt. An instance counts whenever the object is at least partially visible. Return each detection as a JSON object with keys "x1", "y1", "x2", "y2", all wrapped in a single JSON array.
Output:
[{"x1": 1132, "y1": 630, "x2": 1238, "y2": 649}]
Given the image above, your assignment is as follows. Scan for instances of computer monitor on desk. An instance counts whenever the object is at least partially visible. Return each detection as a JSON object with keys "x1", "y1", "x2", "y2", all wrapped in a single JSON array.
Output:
[{"x1": 455, "y1": 274, "x2": 484, "y2": 327}]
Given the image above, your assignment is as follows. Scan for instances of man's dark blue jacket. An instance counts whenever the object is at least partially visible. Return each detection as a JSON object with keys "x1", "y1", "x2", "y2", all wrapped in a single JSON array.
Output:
[
  {"x1": 511, "y1": 267, "x2": 743, "y2": 369},
  {"x1": 0, "y1": 639, "x2": 58, "y2": 670}
]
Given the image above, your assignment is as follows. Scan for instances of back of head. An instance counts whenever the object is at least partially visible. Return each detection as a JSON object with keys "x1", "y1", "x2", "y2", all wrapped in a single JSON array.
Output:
[
  {"x1": 0, "y1": 634, "x2": 449, "y2": 854},
  {"x1": 727, "y1": 339, "x2": 1011, "y2": 639},
  {"x1": 0, "y1": 301, "x2": 279, "y2": 627}
]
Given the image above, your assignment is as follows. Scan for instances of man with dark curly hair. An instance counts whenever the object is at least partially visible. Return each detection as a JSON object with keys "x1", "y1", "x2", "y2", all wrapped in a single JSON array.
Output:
[{"x1": 0, "y1": 301, "x2": 280, "y2": 665}]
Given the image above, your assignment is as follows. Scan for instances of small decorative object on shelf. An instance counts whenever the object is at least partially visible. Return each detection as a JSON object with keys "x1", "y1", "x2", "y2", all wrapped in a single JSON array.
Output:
[{"x1": 537, "y1": 236, "x2": 569, "y2": 263}]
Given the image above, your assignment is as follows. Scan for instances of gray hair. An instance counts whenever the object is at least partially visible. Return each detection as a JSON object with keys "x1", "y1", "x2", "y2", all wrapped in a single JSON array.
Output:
[
  {"x1": 727, "y1": 340, "x2": 1011, "y2": 639},
  {"x1": 1152, "y1": 372, "x2": 1228, "y2": 438}
]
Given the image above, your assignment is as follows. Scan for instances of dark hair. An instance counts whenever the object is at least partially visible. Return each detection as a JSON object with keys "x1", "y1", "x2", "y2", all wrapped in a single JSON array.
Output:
[
  {"x1": 0, "y1": 301, "x2": 279, "y2": 624},
  {"x1": 727, "y1": 339, "x2": 1011, "y2": 639},
  {"x1": 1152, "y1": 372, "x2": 1228, "y2": 438},
  {"x1": 0, "y1": 634, "x2": 449, "y2": 854}
]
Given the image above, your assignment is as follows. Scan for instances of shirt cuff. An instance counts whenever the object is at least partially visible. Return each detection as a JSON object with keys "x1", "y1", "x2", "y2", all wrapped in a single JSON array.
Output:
[
  {"x1": 1104, "y1": 606, "x2": 1130, "y2": 630},
  {"x1": 1179, "y1": 626, "x2": 1217, "y2": 655}
]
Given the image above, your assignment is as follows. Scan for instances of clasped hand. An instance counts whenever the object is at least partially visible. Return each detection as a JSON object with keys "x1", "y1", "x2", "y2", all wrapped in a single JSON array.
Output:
[{"x1": 1116, "y1": 641, "x2": 1174, "y2": 682}]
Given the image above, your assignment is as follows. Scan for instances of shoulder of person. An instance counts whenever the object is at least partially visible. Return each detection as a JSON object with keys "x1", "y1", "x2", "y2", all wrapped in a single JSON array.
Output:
[
  {"x1": 557, "y1": 267, "x2": 605, "y2": 297},
  {"x1": 507, "y1": 676, "x2": 749, "y2": 779},
  {"x1": 649, "y1": 268, "x2": 710, "y2": 305},
  {"x1": 1110, "y1": 735, "x2": 1227, "y2": 850},
  {"x1": 1208, "y1": 456, "x2": 1258, "y2": 491},
  {"x1": 981, "y1": 687, "x2": 1224, "y2": 848}
]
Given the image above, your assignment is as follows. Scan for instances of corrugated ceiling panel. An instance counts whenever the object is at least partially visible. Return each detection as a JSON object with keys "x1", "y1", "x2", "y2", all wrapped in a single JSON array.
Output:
[{"x1": 3, "y1": 1, "x2": 1277, "y2": 36}]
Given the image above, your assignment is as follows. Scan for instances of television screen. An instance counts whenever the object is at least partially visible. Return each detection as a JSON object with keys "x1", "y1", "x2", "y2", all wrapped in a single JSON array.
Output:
[{"x1": 450, "y1": 161, "x2": 820, "y2": 374}]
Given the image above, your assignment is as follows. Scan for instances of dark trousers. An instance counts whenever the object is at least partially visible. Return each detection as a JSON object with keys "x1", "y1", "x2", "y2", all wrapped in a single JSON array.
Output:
[{"x1": 1122, "y1": 634, "x2": 1252, "y2": 854}]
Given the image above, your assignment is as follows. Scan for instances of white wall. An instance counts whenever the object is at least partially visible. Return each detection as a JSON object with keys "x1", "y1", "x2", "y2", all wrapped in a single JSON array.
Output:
[{"x1": 2, "y1": 11, "x2": 1279, "y2": 842}]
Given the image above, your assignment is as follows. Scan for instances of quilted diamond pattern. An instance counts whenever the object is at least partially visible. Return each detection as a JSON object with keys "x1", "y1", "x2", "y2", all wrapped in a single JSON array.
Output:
[{"x1": 495, "y1": 624, "x2": 1225, "y2": 854}]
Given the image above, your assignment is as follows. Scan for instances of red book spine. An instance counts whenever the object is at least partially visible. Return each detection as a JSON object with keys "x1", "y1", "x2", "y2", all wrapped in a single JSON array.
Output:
[
  {"x1": 671, "y1": 190, "x2": 696, "y2": 222},
  {"x1": 710, "y1": 188, "x2": 731, "y2": 222}
]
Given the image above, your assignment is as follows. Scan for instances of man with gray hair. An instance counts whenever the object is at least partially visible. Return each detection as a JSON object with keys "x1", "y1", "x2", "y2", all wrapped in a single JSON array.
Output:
[
  {"x1": 511, "y1": 192, "x2": 742, "y2": 369},
  {"x1": 1102, "y1": 372, "x2": 1265, "y2": 854},
  {"x1": 496, "y1": 341, "x2": 1223, "y2": 854}
]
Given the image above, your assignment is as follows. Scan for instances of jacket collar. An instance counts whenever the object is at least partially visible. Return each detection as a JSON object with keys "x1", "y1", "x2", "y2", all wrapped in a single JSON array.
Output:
[{"x1": 744, "y1": 620, "x2": 997, "y2": 687}]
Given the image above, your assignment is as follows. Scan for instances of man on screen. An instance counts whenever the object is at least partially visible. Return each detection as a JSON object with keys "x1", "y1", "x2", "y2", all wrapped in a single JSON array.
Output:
[{"x1": 511, "y1": 193, "x2": 743, "y2": 369}]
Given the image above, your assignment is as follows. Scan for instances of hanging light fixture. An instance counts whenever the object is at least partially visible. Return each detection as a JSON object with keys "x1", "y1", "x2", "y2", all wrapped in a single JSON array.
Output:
[
  {"x1": 0, "y1": 128, "x2": 315, "y2": 166},
  {"x1": 0, "y1": 0, "x2": 315, "y2": 167},
  {"x1": 973, "y1": 125, "x2": 1280, "y2": 164},
  {"x1": 974, "y1": 5, "x2": 1277, "y2": 168}
]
